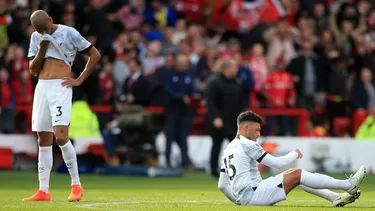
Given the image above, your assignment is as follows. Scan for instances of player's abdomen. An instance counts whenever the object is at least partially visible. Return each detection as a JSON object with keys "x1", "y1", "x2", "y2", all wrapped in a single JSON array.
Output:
[{"x1": 39, "y1": 58, "x2": 71, "y2": 80}]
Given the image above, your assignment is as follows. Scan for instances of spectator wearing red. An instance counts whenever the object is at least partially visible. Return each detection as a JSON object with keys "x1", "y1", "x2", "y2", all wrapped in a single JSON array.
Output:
[
  {"x1": 0, "y1": 68, "x2": 14, "y2": 133},
  {"x1": 8, "y1": 45, "x2": 28, "y2": 83},
  {"x1": 13, "y1": 69, "x2": 33, "y2": 105},
  {"x1": 99, "y1": 63, "x2": 114, "y2": 104},
  {"x1": 248, "y1": 43, "x2": 269, "y2": 107},
  {"x1": 264, "y1": 56, "x2": 296, "y2": 136},
  {"x1": 172, "y1": 0, "x2": 205, "y2": 24},
  {"x1": 12, "y1": 69, "x2": 33, "y2": 133}
]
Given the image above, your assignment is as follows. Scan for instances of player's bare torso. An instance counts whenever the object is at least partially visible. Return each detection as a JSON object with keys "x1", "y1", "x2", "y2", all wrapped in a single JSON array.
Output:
[{"x1": 39, "y1": 58, "x2": 70, "y2": 80}]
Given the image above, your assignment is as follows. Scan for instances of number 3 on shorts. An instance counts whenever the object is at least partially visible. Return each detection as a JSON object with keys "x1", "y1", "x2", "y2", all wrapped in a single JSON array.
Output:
[{"x1": 56, "y1": 106, "x2": 62, "y2": 117}]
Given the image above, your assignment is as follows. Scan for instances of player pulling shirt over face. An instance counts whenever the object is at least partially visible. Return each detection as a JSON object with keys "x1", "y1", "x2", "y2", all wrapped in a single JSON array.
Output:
[{"x1": 23, "y1": 10, "x2": 101, "y2": 202}]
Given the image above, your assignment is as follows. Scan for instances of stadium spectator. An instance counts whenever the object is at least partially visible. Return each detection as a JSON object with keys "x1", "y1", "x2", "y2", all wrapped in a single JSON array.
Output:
[
  {"x1": 2, "y1": 0, "x2": 375, "y2": 147},
  {"x1": 0, "y1": 68, "x2": 14, "y2": 133},
  {"x1": 144, "y1": 0, "x2": 177, "y2": 29},
  {"x1": 287, "y1": 38, "x2": 325, "y2": 113},
  {"x1": 326, "y1": 55, "x2": 351, "y2": 136},
  {"x1": 13, "y1": 69, "x2": 33, "y2": 133},
  {"x1": 7, "y1": 45, "x2": 28, "y2": 83},
  {"x1": 264, "y1": 56, "x2": 296, "y2": 136},
  {"x1": 205, "y1": 59, "x2": 244, "y2": 178},
  {"x1": 98, "y1": 62, "x2": 114, "y2": 104},
  {"x1": 121, "y1": 58, "x2": 151, "y2": 106},
  {"x1": 264, "y1": 18, "x2": 298, "y2": 69},
  {"x1": 164, "y1": 54, "x2": 195, "y2": 168},
  {"x1": 248, "y1": 43, "x2": 269, "y2": 108},
  {"x1": 233, "y1": 52, "x2": 254, "y2": 108},
  {"x1": 117, "y1": 0, "x2": 144, "y2": 30},
  {"x1": 351, "y1": 67, "x2": 375, "y2": 110},
  {"x1": 149, "y1": 52, "x2": 175, "y2": 106}
]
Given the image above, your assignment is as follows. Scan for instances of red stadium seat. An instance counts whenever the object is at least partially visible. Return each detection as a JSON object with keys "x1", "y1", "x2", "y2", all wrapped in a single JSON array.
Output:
[
  {"x1": 191, "y1": 116, "x2": 205, "y2": 135},
  {"x1": 0, "y1": 148, "x2": 13, "y2": 169},
  {"x1": 87, "y1": 144, "x2": 108, "y2": 161},
  {"x1": 333, "y1": 117, "x2": 351, "y2": 137}
]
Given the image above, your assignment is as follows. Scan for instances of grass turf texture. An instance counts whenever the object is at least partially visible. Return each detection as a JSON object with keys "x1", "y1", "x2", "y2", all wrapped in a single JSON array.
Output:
[{"x1": 0, "y1": 171, "x2": 374, "y2": 211}]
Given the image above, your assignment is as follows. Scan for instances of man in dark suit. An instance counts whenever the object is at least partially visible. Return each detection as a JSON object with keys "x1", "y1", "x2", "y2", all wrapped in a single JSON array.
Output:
[
  {"x1": 287, "y1": 38, "x2": 326, "y2": 113},
  {"x1": 121, "y1": 58, "x2": 151, "y2": 106},
  {"x1": 205, "y1": 59, "x2": 245, "y2": 178}
]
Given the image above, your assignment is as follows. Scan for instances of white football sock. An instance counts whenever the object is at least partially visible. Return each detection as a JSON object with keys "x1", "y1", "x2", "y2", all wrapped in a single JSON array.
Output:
[
  {"x1": 300, "y1": 185, "x2": 340, "y2": 202},
  {"x1": 300, "y1": 170, "x2": 351, "y2": 190},
  {"x1": 59, "y1": 141, "x2": 81, "y2": 186},
  {"x1": 38, "y1": 146, "x2": 53, "y2": 193}
]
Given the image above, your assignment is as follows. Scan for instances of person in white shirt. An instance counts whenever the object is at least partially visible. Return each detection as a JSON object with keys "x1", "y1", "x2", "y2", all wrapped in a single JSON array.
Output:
[
  {"x1": 23, "y1": 10, "x2": 101, "y2": 202},
  {"x1": 218, "y1": 111, "x2": 367, "y2": 207}
]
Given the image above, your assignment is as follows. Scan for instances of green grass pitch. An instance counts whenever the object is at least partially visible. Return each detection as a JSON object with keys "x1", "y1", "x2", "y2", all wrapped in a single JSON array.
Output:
[{"x1": 0, "y1": 171, "x2": 374, "y2": 211}]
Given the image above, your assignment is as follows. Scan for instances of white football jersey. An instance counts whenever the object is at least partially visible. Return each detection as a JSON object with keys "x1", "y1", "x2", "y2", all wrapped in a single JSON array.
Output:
[
  {"x1": 27, "y1": 24, "x2": 92, "y2": 68},
  {"x1": 221, "y1": 135, "x2": 267, "y2": 200}
]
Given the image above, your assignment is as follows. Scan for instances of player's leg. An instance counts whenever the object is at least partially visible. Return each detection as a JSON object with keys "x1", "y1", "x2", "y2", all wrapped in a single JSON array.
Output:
[
  {"x1": 283, "y1": 167, "x2": 366, "y2": 194},
  {"x1": 300, "y1": 185, "x2": 361, "y2": 207},
  {"x1": 51, "y1": 83, "x2": 82, "y2": 201},
  {"x1": 24, "y1": 82, "x2": 54, "y2": 201}
]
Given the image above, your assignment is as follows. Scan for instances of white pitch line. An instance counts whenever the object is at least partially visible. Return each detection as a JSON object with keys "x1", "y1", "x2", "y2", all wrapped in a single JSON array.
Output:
[
  {"x1": 76, "y1": 200, "x2": 228, "y2": 211},
  {"x1": 76, "y1": 199, "x2": 375, "y2": 210}
]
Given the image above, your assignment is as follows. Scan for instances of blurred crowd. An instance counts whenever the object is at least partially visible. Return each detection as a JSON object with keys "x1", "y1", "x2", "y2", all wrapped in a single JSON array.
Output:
[{"x1": 0, "y1": 0, "x2": 375, "y2": 139}]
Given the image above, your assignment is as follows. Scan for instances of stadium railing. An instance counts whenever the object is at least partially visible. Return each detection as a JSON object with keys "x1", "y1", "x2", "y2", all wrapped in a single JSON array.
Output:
[{"x1": 15, "y1": 105, "x2": 310, "y2": 136}]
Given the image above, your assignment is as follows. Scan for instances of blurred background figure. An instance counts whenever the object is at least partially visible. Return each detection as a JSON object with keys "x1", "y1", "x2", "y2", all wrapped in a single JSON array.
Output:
[
  {"x1": 205, "y1": 59, "x2": 244, "y2": 178},
  {"x1": 264, "y1": 55, "x2": 296, "y2": 136},
  {"x1": 164, "y1": 54, "x2": 195, "y2": 168}
]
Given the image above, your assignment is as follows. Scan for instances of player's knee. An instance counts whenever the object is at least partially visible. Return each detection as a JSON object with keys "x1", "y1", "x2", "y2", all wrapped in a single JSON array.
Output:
[
  {"x1": 292, "y1": 168, "x2": 302, "y2": 185},
  {"x1": 37, "y1": 132, "x2": 53, "y2": 146},
  {"x1": 54, "y1": 135, "x2": 69, "y2": 145}
]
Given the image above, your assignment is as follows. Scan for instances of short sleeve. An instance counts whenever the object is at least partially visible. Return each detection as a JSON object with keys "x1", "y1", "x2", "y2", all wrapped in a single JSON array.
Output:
[
  {"x1": 69, "y1": 28, "x2": 92, "y2": 53},
  {"x1": 241, "y1": 142, "x2": 268, "y2": 162},
  {"x1": 27, "y1": 32, "x2": 38, "y2": 59}
]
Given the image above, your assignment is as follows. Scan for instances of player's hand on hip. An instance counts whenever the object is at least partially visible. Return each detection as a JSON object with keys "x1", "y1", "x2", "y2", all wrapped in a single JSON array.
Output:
[
  {"x1": 294, "y1": 149, "x2": 303, "y2": 159},
  {"x1": 61, "y1": 77, "x2": 82, "y2": 88}
]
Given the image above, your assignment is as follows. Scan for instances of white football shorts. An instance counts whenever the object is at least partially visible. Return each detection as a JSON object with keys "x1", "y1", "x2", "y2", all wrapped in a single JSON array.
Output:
[
  {"x1": 32, "y1": 79, "x2": 72, "y2": 132},
  {"x1": 246, "y1": 174, "x2": 286, "y2": 206}
]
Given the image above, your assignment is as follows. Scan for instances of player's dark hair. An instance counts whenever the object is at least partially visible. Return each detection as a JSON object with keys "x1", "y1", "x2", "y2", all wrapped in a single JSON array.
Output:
[{"x1": 237, "y1": 111, "x2": 262, "y2": 125}]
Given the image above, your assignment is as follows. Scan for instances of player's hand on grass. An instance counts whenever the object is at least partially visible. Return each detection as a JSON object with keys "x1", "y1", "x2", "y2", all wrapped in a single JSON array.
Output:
[
  {"x1": 61, "y1": 77, "x2": 82, "y2": 87},
  {"x1": 294, "y1": 149, "x2": 303, "y2": 159}
]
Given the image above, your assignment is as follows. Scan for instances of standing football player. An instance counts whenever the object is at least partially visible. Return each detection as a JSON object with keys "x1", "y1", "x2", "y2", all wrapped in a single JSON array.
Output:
[
  {"x1": 219, "y1": 111, "x2": 366, "y2": 206},
  {"x1": 23, "y1": 10, "x2": 101, "y2": 201}
]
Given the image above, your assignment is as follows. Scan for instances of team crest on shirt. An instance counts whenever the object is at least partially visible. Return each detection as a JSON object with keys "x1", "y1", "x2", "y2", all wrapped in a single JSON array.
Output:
[
  {"x1": 184, "y1": 76, "x2": 191, "y2": 84},
  {"x1": 172, "y1": 76, "x2": 179, "y2": 83}
]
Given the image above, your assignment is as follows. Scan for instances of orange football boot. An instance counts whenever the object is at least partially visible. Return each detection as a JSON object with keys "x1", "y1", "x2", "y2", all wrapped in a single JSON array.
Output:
[
  {"x1": 23, "y1": 188, "x2": 51, "y2": 201},
  {"x1": 68, "y1": 184, "x2": 83, "y2": 201}
]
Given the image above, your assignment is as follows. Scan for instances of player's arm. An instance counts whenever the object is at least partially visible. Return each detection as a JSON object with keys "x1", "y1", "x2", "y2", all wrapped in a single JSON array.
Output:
[
  {"x1": 260, "y1": 150, "x2": 301, "y2": 169},
  {"x1": 218, "y1": 166, "x2": 237, "y2": 204},
  {"x1": 62, "y1": 28, "x2": 101, "y2": 87},
  {"x1": 28, "y1": 33, "x2": 49, "y2": 76},
  {"x1": 76, "y1": 46, "x2": 101, "y2": 84},
  {"x1": 244, "y1": 142, "x2": 302, "y2": 169}
]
